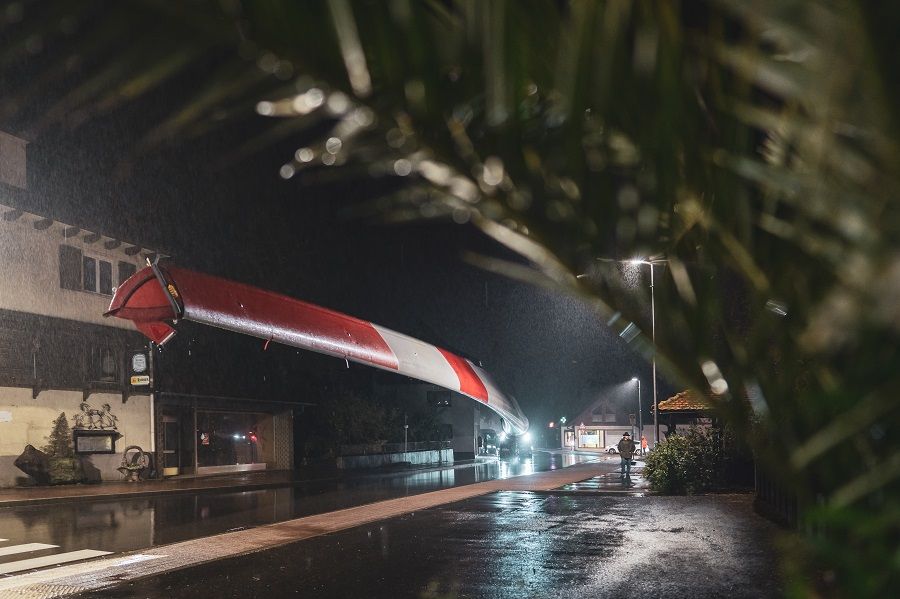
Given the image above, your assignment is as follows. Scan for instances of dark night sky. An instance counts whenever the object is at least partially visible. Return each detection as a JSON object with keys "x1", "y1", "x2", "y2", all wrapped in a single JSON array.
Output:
[{"x1": 0, "y1": 15, "x2": 676, "y2": 430}]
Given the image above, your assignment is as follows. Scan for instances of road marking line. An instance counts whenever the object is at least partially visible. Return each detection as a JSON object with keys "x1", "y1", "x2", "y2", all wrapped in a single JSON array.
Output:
[
  {"x1": 0, "y1": 554, "x2": 160, "y2": 592},
  {"x1": 0, "y1": 549, "x2": 111, "y2": 575},
  {"x1": 0, "y1": 543, "x2": 58, "y2": 557}
]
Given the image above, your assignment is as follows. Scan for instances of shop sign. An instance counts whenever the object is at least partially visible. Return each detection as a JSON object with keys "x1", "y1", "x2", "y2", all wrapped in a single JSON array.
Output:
[
  {"x1": 130, "y1": 375, "x2": 151, "y2": 386},
  {"x1": 73, "y1": 430, "x2": 118, "y2": 454},
  {"x1": 131, "y1": 353, "x2": 148, "y2": 373}
]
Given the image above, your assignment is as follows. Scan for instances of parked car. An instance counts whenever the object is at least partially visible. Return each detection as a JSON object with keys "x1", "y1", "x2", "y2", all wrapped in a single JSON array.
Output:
[{"x1": 606, "y1": 444, "x2": 647, "y2": 456}]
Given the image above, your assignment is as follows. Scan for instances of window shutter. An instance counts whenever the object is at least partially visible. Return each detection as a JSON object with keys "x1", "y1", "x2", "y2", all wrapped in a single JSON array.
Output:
[
  {"x1": 117, "y1": 261, "x2": 137, "y2": 285},
  {"x1": 59, "y1": 245, "x2": 82, "y2": 290}
]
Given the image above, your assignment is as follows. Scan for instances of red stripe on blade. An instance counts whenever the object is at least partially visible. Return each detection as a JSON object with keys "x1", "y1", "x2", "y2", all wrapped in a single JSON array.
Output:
[
  {"x1": 135, "y1": 321, "x2": 177, "y2": 345},
  {"x1": 166, "y1": 266, "x2": 400, "y2": 371},
  {"x1": 436, "y1": 349, "x2": 488, "y2": 402}
]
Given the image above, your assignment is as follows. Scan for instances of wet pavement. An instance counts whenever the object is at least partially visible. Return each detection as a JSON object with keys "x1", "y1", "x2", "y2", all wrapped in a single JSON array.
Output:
[
  {"x1": 560, "y1": 464, "x2": 648, "y2": 493},
  {"x1": 0, "y1": 459, "x2": 780, "y2": 599},
  {"x1": 0, "y1": 461, "x2": 612, "y2": 596},
  {"x1": 77, "y1": 492, "x2": 781, "y2": 599},
  {"x1": 0, "y1": 452, "x2": 601, "y2": 562}
]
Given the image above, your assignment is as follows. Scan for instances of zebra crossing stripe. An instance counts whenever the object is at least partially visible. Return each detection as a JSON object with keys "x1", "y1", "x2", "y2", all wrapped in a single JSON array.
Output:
[
  {"x1": 0, "y1": 543, "x2": 58, "y2": 557},
  {"x1": 0, "y1": 554, "x2": 160, "y2": 594},
  {"x1": 0, "y1": 549, "x2": 112, "y2": 575}
]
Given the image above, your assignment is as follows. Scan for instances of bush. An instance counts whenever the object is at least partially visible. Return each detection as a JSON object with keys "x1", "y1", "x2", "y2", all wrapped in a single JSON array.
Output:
[
  {"x1": 41, "y1": 413, "x2": 83, "y2": 484},
  {"x1": 644, "y1": 426, "x2": 749, "y2": 495}
]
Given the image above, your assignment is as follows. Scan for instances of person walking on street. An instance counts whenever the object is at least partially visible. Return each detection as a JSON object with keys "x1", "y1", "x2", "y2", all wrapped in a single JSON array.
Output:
[
  {"x1": 617, "y1": 432, "x2": 636, "y2": 477},
  {"x1": 641, "y1": 434, "x2": 648, "y2": 456}
]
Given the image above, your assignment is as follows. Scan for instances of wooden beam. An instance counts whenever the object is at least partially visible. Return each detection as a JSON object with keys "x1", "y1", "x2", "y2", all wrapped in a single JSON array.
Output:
[
  {"x1": 83, "y1": 232, "x2": 101, "y2": 243},
  {"x1": 33, "y1": 218, "x2": 54, "y2": 230},
  {"x1": 104, "y1": 239, "x2": 122, "y2": 250},
  {"x1": 63, "y1": 226, "x2": 81, "y2": 238},
  {"x1": 124, "y1": 245, "x2": 142, "y2": 255},
  {"x1": 2, "y1": 209, "x2": 23, "y2": 221}
]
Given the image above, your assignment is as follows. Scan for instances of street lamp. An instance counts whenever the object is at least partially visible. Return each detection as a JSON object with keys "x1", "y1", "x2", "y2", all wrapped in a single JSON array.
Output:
[
  {"x1": 582, "y1": 256, "x2": 666, "y2": 447},
  {"x1": 625, "y1": 257, "x2": 665, "y2": 449},
  {"x1": 631, "y1": 376, "x2": 642, "y2": 443}
]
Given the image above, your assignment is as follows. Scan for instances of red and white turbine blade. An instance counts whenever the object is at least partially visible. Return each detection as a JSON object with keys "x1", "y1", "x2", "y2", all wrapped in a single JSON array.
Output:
[{"x1": 106, "y1": 265, "x2": 529, "y2": 435}]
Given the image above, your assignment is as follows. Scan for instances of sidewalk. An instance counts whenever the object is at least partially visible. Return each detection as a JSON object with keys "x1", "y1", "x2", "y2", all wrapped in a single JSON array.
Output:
[
  {"x1": 0, "y1": 469, "x2": 328, "y2": 507},
  {"x1": 0, "y1": 452, "x2": 606, "y2": 507},
  {"x1": 0, "y1": 459, "x2": 483, "y2": 507}
]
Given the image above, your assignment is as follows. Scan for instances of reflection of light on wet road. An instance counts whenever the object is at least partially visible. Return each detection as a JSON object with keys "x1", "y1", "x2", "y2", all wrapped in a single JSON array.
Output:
[
  {"x1": 0, "y1": 451, "x2": 599, "y2": 559},
  {"x1": 496, "y1": 456, "x2": 536, "y2": 479}
]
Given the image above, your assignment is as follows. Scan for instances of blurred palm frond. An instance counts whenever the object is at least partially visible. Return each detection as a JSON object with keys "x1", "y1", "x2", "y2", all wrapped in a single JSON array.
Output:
[{"x1": 3, "y1": 0, "x2": 899, "y2": 594}]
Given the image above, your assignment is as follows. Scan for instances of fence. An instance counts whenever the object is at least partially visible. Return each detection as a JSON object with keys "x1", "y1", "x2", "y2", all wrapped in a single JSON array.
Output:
[
  {"x1": 754, "y1": 463, "x2": 799, "y2": 528},
  {"x1": 338, "y1": 440, "x2": 450, "y2": 457}
]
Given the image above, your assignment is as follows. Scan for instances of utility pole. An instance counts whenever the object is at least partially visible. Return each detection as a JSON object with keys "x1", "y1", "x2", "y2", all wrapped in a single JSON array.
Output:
[
  {"x1": 650, "y1": 262, "x2": 658, "y2": 448},
  {"x1": 630, "y1": 376, "x2": 642, "y2": 446}
]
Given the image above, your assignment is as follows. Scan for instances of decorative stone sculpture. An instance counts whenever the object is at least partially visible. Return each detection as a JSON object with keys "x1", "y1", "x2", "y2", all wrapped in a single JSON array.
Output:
[
  {"x1": 117, "y1": 445, "x2": 150, "y2": 482},
  {"x1": 14, "y1": 444, "x2": 51, "y2": 485},
  {"x1": 73, "y1": 402, "x2": 118, "y2": 430}
]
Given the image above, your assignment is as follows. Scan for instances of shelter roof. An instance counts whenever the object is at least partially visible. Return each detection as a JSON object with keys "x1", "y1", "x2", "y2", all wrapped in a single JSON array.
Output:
[{"x1": 657, "y1": 389, "x2": 712, "y2": 412}]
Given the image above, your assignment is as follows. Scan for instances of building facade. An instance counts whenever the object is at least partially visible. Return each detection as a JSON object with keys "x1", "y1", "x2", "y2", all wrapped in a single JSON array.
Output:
[
  {"x1": 0, "y1": 131, "x2": 294, "y2": 486},
  {"x1": 561, "y1": 390, "x2": 657, "y2": 452},
  {"x1": 0, "y1": 193, "x2": 156, "y2": 486}
]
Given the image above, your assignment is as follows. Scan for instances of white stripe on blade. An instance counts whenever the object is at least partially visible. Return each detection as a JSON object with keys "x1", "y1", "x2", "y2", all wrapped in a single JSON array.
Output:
[
  {"x1": 0, "y1": 549, "x2": 112, "y2": 575},
  {"x1": 0, "y1": 543, "x2": 58, "y2": 557},
  {"x1": 373, "y1": 326, "x2": 461, "y2": 390}
]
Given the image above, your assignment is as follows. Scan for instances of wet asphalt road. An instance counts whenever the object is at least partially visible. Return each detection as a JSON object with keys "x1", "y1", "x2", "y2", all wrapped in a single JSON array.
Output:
[
  {"x1": 0, "y1": 452, "x2": 600, "y2": 561},
  {"x1": 80, "y1": 492, "x2": 781, "y2": 599}
]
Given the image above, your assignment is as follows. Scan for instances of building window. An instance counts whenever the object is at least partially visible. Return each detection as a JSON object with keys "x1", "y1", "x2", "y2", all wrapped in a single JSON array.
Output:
[
  {"x1": 82, "y1": 256, "x2": 112, "y2": 295},
  {"x1": 118, "y1": 261, "x2": 137, "y2": 285},
  {"x1": 60, "y1": 245, "x2": 115, "y2": 295},
  {"x1": 89, "y1": 344, "x2": 118, "y2": 382},
  {"x1": 578, "y1": 429, "x2": 601, "y2": 448},
  {"x1": 591, "y1": 400, "x2": 616, "y2": 423},
  {"x1": 99, "y1": 260, "x2": 112, "y2": 294},
  {"x1": 82, "y1": 255, "x2": 96, "y2": 292}
]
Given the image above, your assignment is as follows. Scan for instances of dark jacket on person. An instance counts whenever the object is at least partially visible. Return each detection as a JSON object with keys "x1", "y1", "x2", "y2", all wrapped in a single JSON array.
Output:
[{"x1": 617, "y1": 436, "x2": 636, "y2": 459}]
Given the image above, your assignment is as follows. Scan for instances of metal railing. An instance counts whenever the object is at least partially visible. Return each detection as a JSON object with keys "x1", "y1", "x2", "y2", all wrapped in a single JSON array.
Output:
[
  {"x1": 339, "y1": 440, "x2": 451, "y2": 456},
  {"x1": 754, "y1": 464, "x2": 799, "y2": 528}
]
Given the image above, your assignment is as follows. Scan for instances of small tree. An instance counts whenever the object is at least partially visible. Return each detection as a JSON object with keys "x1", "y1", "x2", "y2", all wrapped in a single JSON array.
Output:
[{"x1": 43, "y1": 412, "x2": 74, "y2": 458}]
